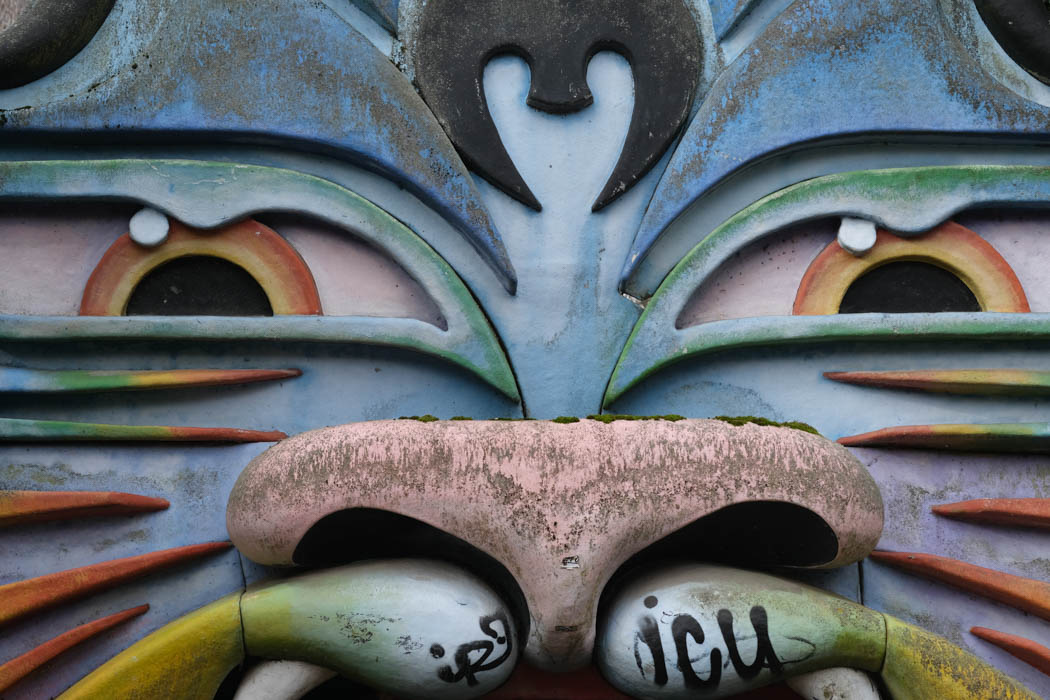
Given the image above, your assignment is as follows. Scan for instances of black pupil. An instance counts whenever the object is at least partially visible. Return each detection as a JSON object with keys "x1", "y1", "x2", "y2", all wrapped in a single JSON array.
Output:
[
  {"x1": 839, "y1": 261, "x2": 981, "y2": 314},
  {"x1": 125, "y1": 256, "x2": 273, "y2": 316}
]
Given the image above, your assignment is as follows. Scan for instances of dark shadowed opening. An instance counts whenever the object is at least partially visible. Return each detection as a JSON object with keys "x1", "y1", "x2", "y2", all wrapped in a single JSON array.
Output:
[
  {"x1": 622, "y1": 501, "x2": 839, "y2": 570},
  {"x1": 293, "y1": 508, "x2": 529, "y2": 646},
  {"x1": 125, "y1": 256, "x2": 273, "y2": 316},
  {"x1": 839, "y1": 261, "x2": 980, "y2": 314}
]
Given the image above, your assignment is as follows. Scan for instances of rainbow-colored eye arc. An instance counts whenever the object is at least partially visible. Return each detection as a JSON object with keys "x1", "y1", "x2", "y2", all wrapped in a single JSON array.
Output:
[
  {"x1": 80, "y1": 219, "x2": 322, "y2": 316},
  {"x1": 793, "y1": 221, "x2": 1029, "y2": 315}
]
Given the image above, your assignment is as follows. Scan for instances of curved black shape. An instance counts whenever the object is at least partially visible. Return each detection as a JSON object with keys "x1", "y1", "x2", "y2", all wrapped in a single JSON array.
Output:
[
  {"x1": 838, "y1": 261, "x2": 981, "y2": 314},
  {"x1": 0, "y1": 0, "x2": 116, "y2": 89},
  {"x1": 412, "y1": 0, "x2": 702, "y2": 212},
  {"x1": 974, "y1": 0, "x2": 1050, "y2": 84},
  {"x1": 125, "y1": 256, "x2": 275, "y2": 317}
]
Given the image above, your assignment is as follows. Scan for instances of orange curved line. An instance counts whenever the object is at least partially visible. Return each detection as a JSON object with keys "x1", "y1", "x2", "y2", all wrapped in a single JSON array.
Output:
[
  {"x1": 0, "y1": 490, "x2": 169, "y2": 528},
  {"x1": 933, "y1": 499, "x2": 1050, "y2": 530},
  {"x1": 794, "y1": 221, "x2": 1029, "y2": 314},
  {"x1": 80, "y1": 219, "x2": 321, "y2": 316},
  {"x1": 971, "y1": 627, "x2": 1050, "y2": 678},
  {"x1": 0, "y1": 542, "x2": 231, "y2": 629},
  {"x1": 0, "y1": 605, "x2": 149, "y2": 694},
  {"x1": 870, "y1": 551, "x2": 1050, "y2": 621}
]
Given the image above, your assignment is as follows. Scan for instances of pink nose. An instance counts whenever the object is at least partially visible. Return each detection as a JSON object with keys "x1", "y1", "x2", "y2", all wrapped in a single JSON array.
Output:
[{"x1": 226, "y1": 418, "x2": 883, "y2": 671}]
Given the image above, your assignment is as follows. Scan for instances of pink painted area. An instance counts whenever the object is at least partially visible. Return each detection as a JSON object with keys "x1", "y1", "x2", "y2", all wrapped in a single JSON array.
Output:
[
  {"x1": 0, "y1": 207, "x2": 446, "y2": 323},
  {"x1": 959, "y1": 210, "x2": 1050, "y2": 314},
  {"x1": 227, "y1": 419, "x2": 883, "y2": 672},
  {"x1": 0, "y1": 204, "x2": 132, "y2": 315},
  {"x1": 676, "y1": 220, "x2": 835, "y2": 328},
  {"x1": 266, "y1": 215, "x2": 446, "y2": 327}
]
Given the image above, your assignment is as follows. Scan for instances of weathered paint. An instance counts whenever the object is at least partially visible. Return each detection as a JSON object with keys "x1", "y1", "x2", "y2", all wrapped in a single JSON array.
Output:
[
  {"x1": 0, "y1": 159, "x2": 520, "y2": 400},
  {"x1": 0, "y1": 605, "x2": 148, "y2": 694},
  {"x1": 932, "y1": 499, "x2": 1050, "y2": 529},
  {"x1": 708, "y1": 0, "x2": 764, "y2": 40},
  {"x1": 838, "y1": 423, "x2": 1050, "y2": 453},
  {"x1": 0, "y1": 368, "x2": 300, "y2": 394},
  {"x1": 607, "y1": 313, "x2": 1050, "y2": 407},
  {"x1": 0, "y1": 542, "x2": 230, "y2": 628},
  {"x1": 58, "y1": 593, "x2": 244, "y2": 700},
  {"x1": 609, "y1": 165, "x2": 1050, "y2": 404},
  {"x1": 80, "y1": 220, "x2": 322, "y2": 316},
  {"x1": 242, "y1": 561, "x2": 519, "y2": 699},
  {"x1": 596, "y1": 564, "x2": 886, "y2": 698},
  {"x1": 0, "y1": 490, "x2": 169, "y2": 527},
  {"x1": 0, "y1": 0, "x2": 516, "y2": 292},
  {"x1": 793, "y1": 223, "x2": 1029, "y2": 315},
  {"x1": 824, "y1": 370, "x2": 1050, "y2": 396},
  {"x1": 407, "y1": 0, "x2": 701, "y2": 212},
  {"x1": 0, "y1": 417, "x2": 286, "y2": 443},
  {"x1": 0, "y1": 0, "x2": 115, "y2": 88},
  {"x1": 598, "y1": 563, "x2": 1035, "y2": 698},
  {"x1": 625, "y1": 1, "x2": 1050, "y2": 289},
  {"x1": 971, "y1": 627, "x2": 1050, "y2": 678},
  {"x1": 227, "y1": 419, "x2": 883, "y2": 671},
  {"x1": 350, "y1": 0, "x2": 399, "y2": 32},
  {"x1": 869, "y1": 551, "x2": 1050, "y2": 621},
  {"x1": 882, "y1": 616, "x2": 1036, "y2": 699}
]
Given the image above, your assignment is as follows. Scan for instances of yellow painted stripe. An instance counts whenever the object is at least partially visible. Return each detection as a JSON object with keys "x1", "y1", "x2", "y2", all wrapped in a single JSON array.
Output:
[
  {"x1": 60, "y1": 593, "x2": 244, "y2": 700},
  {"x1": 881, "y1": 616, "x2": 1038, "y2": 699}
]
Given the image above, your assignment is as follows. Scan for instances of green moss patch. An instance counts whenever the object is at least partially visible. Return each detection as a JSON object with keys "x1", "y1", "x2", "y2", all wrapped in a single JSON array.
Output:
[
  {"x1": 552, "y1": 416, "x2": 580, "y2": 424},
  {"x1": 398, "y1": 414, "x2": 440, "y2": 422},
  {"x1": 585, "y1": 414, "x2": 686, "y2": 424},
  {"x1": 714, "y1": 415, "x2": 820, "y2": 435}
]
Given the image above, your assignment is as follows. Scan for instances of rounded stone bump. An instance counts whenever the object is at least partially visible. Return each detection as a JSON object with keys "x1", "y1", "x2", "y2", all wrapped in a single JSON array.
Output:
[
  {"x1": 837, "y1": 217, "x2": 878, "y2": 256},
  {"x1": 129, "y1": 208, "x2": 170, "y2": 247}
]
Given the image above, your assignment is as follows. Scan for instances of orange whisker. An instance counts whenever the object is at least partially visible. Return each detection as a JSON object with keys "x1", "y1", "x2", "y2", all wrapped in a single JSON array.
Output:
[
  {"x1": 971, "y1": 627, "x2": 1050, "y2": 677},
  {"x1": 932, "y1": 499, "x2": 1050, "y2": 530},
  {"x1": 0, "y1": 605, "x2": 149, "y2": 693},
  {"x1": 0, "y1": 491, "x2": 169, "y2": 528},
  {"x1": 869, "y1": 551, "x2": 1050, "y2": 621},
  {"x1": 0, "y1": 542, "x2": 230, "y2": 628}
]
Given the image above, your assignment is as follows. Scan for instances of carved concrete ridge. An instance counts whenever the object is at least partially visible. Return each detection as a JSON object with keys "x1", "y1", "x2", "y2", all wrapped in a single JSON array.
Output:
[{"x1": 226, "y1": 419, "x2": 883, "y2": 671}]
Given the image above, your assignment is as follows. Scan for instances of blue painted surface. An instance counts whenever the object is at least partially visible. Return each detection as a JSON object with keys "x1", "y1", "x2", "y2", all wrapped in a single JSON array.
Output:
[
  {"x1": 609, "y1": 166, "x2": 1050, "y2": 401},
  {"x1": 4, "y1": 0, "x2": 1050, "y2": 695},
  {"x1": 708, "y1": 0, "x2": 762, "y2": 39},
  {"x1": 349, "y1": 0, "x2": 399, "y2": 32},
  {"x1": 0, "y1": 0, "x2": 515, "y2": 293},
  {"x1": 625, "y1": 0, "x2": 1050, "y2": 289},
  {"x1": 610, "y1": 338, "x2": 1050, "y2": 693},
  {"x1": 0, "y1": 338, "x2": 518, "y2": 700}
]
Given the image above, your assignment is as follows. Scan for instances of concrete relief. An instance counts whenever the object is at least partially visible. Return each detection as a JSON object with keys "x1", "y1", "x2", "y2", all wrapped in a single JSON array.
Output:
[{"x1": 2, "y1": 0, "x2": 1050, "y2": 698}]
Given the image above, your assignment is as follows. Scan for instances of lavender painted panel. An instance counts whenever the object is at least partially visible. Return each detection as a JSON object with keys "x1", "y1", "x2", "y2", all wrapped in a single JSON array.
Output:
[{"x1": 863, "y1": 448, "x2": 1050, "y2": 697}]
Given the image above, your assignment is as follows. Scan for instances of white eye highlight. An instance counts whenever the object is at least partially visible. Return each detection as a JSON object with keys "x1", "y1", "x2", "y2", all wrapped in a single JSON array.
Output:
[
  {"x1": 837, "y1": 218, "x2": 877, "y2": 257},
  {"x1": 129, "y1": 207, "x2": 170, "y2": 248}
]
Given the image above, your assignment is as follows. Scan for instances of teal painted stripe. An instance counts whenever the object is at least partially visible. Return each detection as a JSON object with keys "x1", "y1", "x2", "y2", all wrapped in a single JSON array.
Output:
[
  {"x1": 0, "y1": 418, "x2": 285, "y2": 443},
  {"x1": 0, "y1": 315, "x2": 519, "y2": 401},
  {"x1": 840, "y1": 423, "x2": 1050, "y2": 453},
  {"x1": 605, "y1": 313, "x2": 1050, "y2": 405},
  {"x1": 0, "y1": 368, "x2": 300, "y2": 393}
]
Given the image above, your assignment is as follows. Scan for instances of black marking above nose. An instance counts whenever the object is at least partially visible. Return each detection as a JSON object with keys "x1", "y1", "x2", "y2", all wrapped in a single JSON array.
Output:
[{"x1": 411, "y1": 0, "x2": 703, "y2": 212}]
